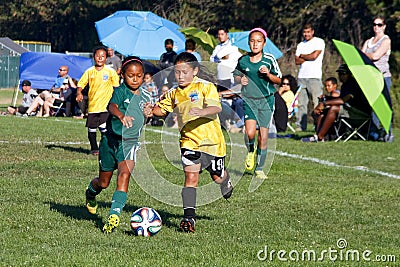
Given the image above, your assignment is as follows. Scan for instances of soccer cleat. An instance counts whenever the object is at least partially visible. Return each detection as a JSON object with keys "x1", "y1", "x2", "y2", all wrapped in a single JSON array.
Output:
[
  {"x1": 255, "y1": 170, "x2": 268, "y2": 179},
  {"x1": 245, "y1": 151, "x2": 256, "y2": 172},
  {"x1": 103, "y1": 214, "x2": 120, "y2": 233},
  {"x1": 220, "y1": 179, "x2": 233, "y2": 200},
  {"x1": 86, "y1": 198, "x2": 98, "y2": 215},
  {"x1": 180, "y1": 217, "x2": 195, "y2": 233}
]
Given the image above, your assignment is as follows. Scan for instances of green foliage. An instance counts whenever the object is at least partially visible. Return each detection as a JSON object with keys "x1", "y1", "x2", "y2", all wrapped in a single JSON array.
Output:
[
  {"x1": 0, "y1": 116, "x2": 399, "y2": 266},
  {"x1": 1, "y1": 0, "x2": 399, "y2": 55}
]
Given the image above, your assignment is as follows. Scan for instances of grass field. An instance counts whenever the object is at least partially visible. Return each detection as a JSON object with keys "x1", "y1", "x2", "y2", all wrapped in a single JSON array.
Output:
[{"x1": 0, "y1": 112, "x2": 399, "y2": 266}]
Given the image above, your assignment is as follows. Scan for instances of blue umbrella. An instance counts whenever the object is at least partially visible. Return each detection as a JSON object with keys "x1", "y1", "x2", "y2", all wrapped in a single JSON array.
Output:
[
  {"x1": 228, "y1": 31, "x2": 283, "y2": 59},
  {"x1": 95, "y1": 11, "x2": 186, "y2": 60}
]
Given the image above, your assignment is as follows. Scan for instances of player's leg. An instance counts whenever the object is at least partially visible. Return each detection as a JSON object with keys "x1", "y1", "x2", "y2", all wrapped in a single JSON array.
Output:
[
  {"x1": 206, "y1": 156, "x2": 233, "y2": 200},
  {"x1": 255, "y1": 126, "x2": 269, "y2": 179},
  {"x1": 243, "y1": 99, "x2": 258, "y2": 172},
  {"x1": 180, "y1": 149, "x2": 201, "y2": 233}
]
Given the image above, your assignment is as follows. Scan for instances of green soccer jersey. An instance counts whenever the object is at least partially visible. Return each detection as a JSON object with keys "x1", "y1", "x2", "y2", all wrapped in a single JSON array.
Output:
[
  {"x1": 234, "y1": 53, "x2": 282, "y2": 98},
  {"x1": 109, "y1": 83, "x2": 151, "y2": 143}
]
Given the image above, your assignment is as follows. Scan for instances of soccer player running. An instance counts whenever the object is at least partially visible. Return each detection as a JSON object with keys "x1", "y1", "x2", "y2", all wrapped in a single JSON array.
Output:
[
  {"x1": 234, "y1": 28, "x2": 282, "y2": 179},
  {"x1": 84, "y1": 56, "x2": 153, "y2": 233},
  {"x1": 151, "y1": 52, "x2": 233, "y2": 233}
]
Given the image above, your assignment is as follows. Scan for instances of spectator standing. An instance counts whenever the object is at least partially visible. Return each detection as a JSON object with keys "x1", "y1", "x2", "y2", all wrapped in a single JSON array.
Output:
[
  {"x1": 158, "y1": 39, "x2": 177, "y2": 87},
  {"x1": 185, "y1": 38, "x2": 202, "y2": 62},
  {"x1": 295, "y1": 23, "x2": 325, "y2": 131},
  {"x1": 106, "y1": 47, "x2": 122, "y2": 75},
  {"x1": 361, "y1": 16, "x2": 391, "y2": 91},
  {"x1": 210, "y1": 27, "x2": 242, "y2": 91},
  {"x1": 361, "y1": 16, "x2": 394, "y2": 142},
  {"x1": 76, "y1": 46, "x2": 120, "y2": 156}
]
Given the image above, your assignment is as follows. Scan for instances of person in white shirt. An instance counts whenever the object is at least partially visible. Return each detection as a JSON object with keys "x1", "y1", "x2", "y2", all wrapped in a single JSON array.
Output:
[
  {"x1": 295, "y1": 23, "x2": 325, "y2": 131},
  {"x1": 210, "y1": 27, "x2": 242, "y2": 91}
]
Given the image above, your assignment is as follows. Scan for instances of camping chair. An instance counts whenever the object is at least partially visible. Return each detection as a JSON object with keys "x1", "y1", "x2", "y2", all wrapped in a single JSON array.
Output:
[
  {"x1": 50, "y1": 99, "x2": 65, "y2": 116},
  {"x1": 334, "y1": 104, "x2": 371, "y2": 142},
  {"x1": 287, "y1": 85, "x2": 302, "y2": 133}
]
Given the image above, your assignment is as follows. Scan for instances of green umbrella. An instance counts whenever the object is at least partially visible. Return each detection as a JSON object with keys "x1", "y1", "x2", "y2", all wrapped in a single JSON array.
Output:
[
  {"x1": 179, "y1": 27, "x2": 219, "y2": 54},
  {"x1": 333, "y1": 39, "x2": 392, "y2": 133}
]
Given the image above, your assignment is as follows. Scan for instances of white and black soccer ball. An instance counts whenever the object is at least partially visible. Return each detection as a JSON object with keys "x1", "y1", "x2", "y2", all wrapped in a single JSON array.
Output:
[{"x1": 130, "y1": 207, "x2": 162, "y2": 237}]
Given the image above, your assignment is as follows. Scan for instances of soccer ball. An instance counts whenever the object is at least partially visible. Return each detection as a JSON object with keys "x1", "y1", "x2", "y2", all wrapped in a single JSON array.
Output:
[{"x1": 130, "y1": 207, "x2": 162, "y2": 237}]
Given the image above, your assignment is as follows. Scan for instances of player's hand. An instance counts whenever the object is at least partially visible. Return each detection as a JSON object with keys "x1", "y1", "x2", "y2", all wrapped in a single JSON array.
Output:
[
  {"x1": 122, "y1": 115, "x2": 134, "y2": 128},
  {"x1": 143, "y1": 102, "x2": 153, "y2": 117},
  {"x1": 240, "y1": 76, "x2": 248, "y2": 86},
  {"x1": 76, "y1": 92, "x2": 83, "y2": 102},
  {"x1": 188, "y1": 107, "x2": 204, "y2": 117},
  {"x1": 259, "y1": 65, "x2": 269, "y2": 75}
]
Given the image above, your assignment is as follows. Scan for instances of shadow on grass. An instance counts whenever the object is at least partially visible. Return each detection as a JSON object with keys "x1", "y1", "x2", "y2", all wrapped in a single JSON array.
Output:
[
  {"x1": 47, "y1": 201, "x2": 212, "y2": 233},
  {"x1": 45, "y1": 144, "x2": 91, "y2": 154}
]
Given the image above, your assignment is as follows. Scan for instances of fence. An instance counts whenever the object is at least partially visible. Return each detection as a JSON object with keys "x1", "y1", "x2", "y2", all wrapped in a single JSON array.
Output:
[{"x1": 0, "y1": 56, "x2": 20, "y2": 89}]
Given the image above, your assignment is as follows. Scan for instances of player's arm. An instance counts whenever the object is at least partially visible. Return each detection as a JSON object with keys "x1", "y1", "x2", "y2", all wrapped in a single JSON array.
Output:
[
  {"x1": 109, "y1": 102, "x2": 134, "y2": 128},
  {"x1": 152, "y1": 104, "x2": 167, "y2": 117}
]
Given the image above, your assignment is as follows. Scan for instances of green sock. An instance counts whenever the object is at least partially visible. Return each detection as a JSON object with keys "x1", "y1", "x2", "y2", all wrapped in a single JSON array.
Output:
[
  {"x1": 86, "y1": 180, "x2": 102, "y2": 200},
  {"x1": 109, "y1": 190, "x2": 128, "y2": 217},
  {"x1": 256, "y1": 148, "x2": 267, "y2": 171}
]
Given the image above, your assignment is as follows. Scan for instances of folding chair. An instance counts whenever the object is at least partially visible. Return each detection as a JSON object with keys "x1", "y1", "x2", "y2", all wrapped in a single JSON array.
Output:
[
  {"x1": 287, "y1": 85, "x2": 302, "y2": 133},
  {"x1": 334, "y1": 105, "x2": 371, "y2": 142},
  {"x1": 50, "y1": 99, "x2": 65, "y2": 116}
]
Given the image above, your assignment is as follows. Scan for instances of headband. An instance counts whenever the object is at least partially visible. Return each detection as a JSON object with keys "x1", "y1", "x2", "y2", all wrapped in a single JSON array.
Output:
[
  {"x1": 122, "y1": 58, "x2": 143, "y2": 69},
  {"x1": 249, "y1": 27, "x2": 268, "y2": 39}
]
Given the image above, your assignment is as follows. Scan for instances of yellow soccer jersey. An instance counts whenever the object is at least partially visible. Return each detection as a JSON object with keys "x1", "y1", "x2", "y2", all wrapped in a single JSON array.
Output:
[
  {"x1": 157, "y1": 77, "x2": 226, "y2": 157},
  {"x1": 77, "y1": 66, "x2": 120, "y2": 113}
]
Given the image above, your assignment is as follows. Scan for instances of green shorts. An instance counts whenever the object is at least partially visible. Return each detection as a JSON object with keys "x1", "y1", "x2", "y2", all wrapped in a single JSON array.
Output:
[
  {"x1": 99, "y1": 133, "x2": 140, "y2": 172},
  {"x1": 243, "y1": 95, "x2": 275, "y2": 128}
]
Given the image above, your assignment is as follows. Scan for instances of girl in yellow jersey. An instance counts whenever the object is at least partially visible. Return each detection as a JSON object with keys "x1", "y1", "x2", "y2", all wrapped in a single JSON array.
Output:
[
  {"x1": 151, "y1": 52, "x2": 233, "y2": 233},
  {"x1": 76, "y1": 46, "x2": 120, "y2": 155}
]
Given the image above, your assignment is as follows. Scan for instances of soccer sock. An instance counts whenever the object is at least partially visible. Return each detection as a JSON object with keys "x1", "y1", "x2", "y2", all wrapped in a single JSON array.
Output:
[
  {"x1": 181, "y1": 187, "x2": 196, "y2": 219},
  {"x1": 109, "y1": 190, "x2": 128, "y2": 217},
  {"x1": 86, "y1": 180, "x2": 102, "y2": 200},
  {"x1": 256, "y1": 148, "x2": 268, "y2": 171},
  {"x1": 247, "y1": 137, "x2": 255, "y2": 153},
  {"x1": 88, "y1": 129, "x2": 98, "y2": 151}
]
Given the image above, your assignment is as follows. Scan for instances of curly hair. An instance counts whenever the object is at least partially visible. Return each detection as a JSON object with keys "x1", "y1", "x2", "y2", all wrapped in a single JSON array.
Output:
[{"x1": 281, "y1": 74, "x2": 298, "y2": 93}]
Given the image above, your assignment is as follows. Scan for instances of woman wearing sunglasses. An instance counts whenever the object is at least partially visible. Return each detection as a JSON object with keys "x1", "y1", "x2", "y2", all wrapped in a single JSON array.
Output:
[{"x1": 361, "y1": 16, "x2": 391, "y2": 91}]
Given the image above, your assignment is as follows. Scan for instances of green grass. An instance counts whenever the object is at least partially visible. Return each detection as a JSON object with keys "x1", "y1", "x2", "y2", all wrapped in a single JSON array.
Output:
[{"x1": 0, "y1": 115, "x2": 399, "y2": 266}]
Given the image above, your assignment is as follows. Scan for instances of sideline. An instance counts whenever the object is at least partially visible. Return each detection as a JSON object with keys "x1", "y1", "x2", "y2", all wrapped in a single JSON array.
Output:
[{"x1": 1, "y1": 126, "x2": 399, "y2": 180}]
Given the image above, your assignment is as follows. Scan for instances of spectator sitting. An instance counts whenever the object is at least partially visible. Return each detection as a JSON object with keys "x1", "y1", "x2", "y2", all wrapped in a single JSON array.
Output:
[
  {"x1": 274, "y1": 74, "x2": 298, "y2": 132},
  {"x1": 6, "y1": 80, "x2": 37, "y2": 115},
  {"x1": 61, "y1": 77, "x2": 78, "y2": 117},
  {"x1": 323, "y1": 77, "x2": 340, "y2": 98},
  {"x1": 302, "y1": 64, "x2": 371, "y2": 142},
  {"x1": 311, "y1": 76, "x2": 340, "y2": 134},
  {"x1": 277, "y1": 74, "x2": 298, "y2": 110}
]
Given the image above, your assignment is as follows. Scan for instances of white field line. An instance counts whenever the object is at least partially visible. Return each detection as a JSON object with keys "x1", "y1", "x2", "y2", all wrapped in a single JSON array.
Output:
[{"x1": 1, "y1": 126, "x2": 398, "y2": 179}]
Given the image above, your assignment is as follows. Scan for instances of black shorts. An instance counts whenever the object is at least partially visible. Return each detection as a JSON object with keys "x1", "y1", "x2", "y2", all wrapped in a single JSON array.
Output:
[
  {"x1": 181, "y1": 148, "x2": 225, "y2": 177},
  {"x1": 86, "y1": 112, "x2": 109, "y2": 128}
]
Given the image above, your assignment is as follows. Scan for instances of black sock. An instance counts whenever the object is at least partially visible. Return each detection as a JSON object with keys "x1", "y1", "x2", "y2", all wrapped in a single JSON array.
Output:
[
  {"x1": 88, "y1": 131, "x2": 98, "y2": 151},
  {"x1": 181, "y1": 187, "x2": 196, "y2": 219}
]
